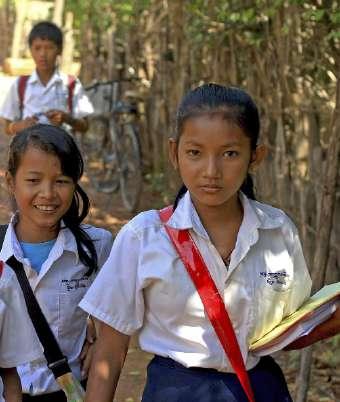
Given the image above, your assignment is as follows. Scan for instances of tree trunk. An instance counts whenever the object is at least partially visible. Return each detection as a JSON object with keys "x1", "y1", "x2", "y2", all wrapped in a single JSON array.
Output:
[
  {"x1": 11, "y1": 0, "x2": 28, "y2": 58},
  {"x1": 61, "y1": 12, "x2": 74, "y2": 74},
  {"x1": 53, "y1": 0, "x2": 64, "y2": 27},
  {"x1": 295, "y1": 76, "x2": 340, "y2": 402}
]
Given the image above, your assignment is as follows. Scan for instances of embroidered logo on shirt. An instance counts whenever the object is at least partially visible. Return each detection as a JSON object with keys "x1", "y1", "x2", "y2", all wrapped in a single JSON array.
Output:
[
  {"x1": 260, "y1": 271, "x2": 289, "y2": 287},
  {"x1": 61, "y1": 277, "x2": 90, "y2": 291}
]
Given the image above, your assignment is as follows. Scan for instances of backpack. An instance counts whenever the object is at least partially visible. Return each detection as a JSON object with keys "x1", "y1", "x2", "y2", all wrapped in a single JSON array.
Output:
[
  {"x1": 0, "y1": 225, "x2": 8, "y2": 277},
  {"x1": 0, "y1": 224, "x2": 8, "y2": 249},
  {"x1": 18, "y1": 75, "x2": 76, "y2": 118}
]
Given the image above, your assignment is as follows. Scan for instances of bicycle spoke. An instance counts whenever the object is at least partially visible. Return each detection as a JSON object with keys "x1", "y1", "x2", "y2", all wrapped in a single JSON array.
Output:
[{"x1": 119, "y1": 124, "x2": 142, "y2": 212}]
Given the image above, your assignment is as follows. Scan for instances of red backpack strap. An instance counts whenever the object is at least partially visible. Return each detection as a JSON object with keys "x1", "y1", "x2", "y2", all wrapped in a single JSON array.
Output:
[
  {"x1": 67, "y1": 75, "x2": 76, "y2": 114},
  {"x1": 18, "y1": 75, "x2": 29, "y2": 118},
  {"x1": 0, "y1": 261, "x2": 4, "y2": 278},
  {"x1": 159, "y1": 206, "x2": 256, "y2": 402}
]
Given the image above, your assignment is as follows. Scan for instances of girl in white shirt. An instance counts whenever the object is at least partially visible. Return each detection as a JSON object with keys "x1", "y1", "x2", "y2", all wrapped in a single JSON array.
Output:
[
  {"x1": 81, "y1": 84, "x2": 337, "y2": 402},
  {"x1": 1, "y1": 124, "x2": 113, "y2": 401}
]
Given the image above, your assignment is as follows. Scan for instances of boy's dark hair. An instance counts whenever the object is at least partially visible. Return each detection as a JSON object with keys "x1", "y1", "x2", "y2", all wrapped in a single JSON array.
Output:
[
  {"x1": 8, "y1": 124, "x2": 98, "y2": 276},
  {"x1": 173, "y1": 83, "x2": 260, "y2": 207},
  {"x1": 28, "y1": 21, "x2": 63, "y2": 50}
]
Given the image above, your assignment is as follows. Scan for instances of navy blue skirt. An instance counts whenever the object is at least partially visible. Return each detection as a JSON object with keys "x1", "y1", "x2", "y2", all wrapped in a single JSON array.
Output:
[{"x1": 142, "y1": 355, "x2": 292, "y2": 402}]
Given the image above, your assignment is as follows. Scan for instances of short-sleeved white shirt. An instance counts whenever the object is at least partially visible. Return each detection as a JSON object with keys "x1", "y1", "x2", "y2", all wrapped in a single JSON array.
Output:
[
  {"x1": 0, "y1": 263, "x2": 41, "y2": 402},
  {"x1": 80, "y1": 191, "x2": 312, "y2": 372},
  {"x1": 0, "y1": 69, "x2": 93, "y2": 124},
  {"x1": 0, "y1": 216, "x2": 113, "y2": 395}
]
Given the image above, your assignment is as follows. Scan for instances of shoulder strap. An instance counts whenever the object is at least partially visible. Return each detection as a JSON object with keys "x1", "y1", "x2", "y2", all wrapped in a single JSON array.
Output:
[
  {"x1": 159, "y1": 206, "x2": 255, "y2": 402},
  {"x1": 67, "y1": 75, "x2": 76, "y2": 114},
  {"x1": 0, "y1": 224, "x2": 8, "y2": 250},
  {"x1": 5, "y1": 255, "x2": 71, "y2": 379},
  {"x1": 18, "y1": 75, "x2": 29, "y2": 119}
]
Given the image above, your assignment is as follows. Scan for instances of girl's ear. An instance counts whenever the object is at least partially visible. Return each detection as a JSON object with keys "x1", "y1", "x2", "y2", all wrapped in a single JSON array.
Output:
[
  {"x1": 249, "y1": 144, "x2": 267, "y2": 172},
  {"x1": 168, "y1": 138, "x2": 179, "y2": 170},
  {"x1": 5, "y1": 171, "x2": 15, "y2": 193}
]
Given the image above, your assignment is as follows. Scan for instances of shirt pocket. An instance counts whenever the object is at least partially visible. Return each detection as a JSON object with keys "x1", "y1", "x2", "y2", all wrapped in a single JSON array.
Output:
[
  {"x1": 261, "y1": 246, "x2": 294, "y2": 293},
  {"x1": 251, "y1": 249, "x2": 294, "y2": 341},
  {"x1": 58, "y1": 276, "x2": 92, "y2": 339}
]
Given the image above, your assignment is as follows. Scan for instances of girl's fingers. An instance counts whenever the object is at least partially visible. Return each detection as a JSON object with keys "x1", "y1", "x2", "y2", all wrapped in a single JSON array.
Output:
[
  {"x1": 79, "y1": 341, "x2": 90, "y2": 361},
  {"x1": 80, "y1": 342, "x2": 94, "y2": 378},
  {"x1": 86, "y1": 317, "x2": 97, "y2": 344}
]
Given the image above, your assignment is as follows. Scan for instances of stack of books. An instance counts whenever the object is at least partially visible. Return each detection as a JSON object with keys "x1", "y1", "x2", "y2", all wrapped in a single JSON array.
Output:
[{"x1": 249, "y1": 283, "x2": 340, "y2": 355}]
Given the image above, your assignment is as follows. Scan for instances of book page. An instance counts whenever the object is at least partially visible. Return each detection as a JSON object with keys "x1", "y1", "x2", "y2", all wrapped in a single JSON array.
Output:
[{"x1": 249, "y1": 283, "x2": 340, "y2": 355}]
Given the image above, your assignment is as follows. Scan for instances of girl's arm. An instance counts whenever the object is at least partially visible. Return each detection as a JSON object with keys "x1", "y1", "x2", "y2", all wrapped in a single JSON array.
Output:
[
  {"x1": 3, "y1": 117, "x2": 38, "y2": 135},
  {"x1": 285, "y1": 306, "x2": 340, "y2": 350},
  {"x1": 0, "y1": 367, "x2": 22, "y2": 402},
  {"x1": 85, "y1": 321, "x2": 130, "y2": 402}
]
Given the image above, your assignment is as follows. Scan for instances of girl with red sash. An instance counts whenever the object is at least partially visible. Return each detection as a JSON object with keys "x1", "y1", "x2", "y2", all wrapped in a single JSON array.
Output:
[{"x1": 81, "y1": 84, "x2": 338, "y2": 402}]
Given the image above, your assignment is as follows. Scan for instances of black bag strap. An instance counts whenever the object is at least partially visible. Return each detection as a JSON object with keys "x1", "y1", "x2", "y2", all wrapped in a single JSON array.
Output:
[
  {"x1": 0, "y1": 224, "x2": 7, "y2": 249},
  {"x1": 6, "y1": 255, "x2": 71, "y2": 379}
]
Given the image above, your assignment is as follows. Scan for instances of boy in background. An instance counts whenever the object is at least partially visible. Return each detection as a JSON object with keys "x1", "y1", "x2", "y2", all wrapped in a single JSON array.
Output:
[{"x1": 0, "y1": 21, "x2": 93, "y2": 135}]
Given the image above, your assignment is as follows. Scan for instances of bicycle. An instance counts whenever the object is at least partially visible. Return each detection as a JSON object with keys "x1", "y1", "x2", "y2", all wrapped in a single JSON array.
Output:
[{"x1": 82, "y1": 79, "x2": 143, "y2": 212}]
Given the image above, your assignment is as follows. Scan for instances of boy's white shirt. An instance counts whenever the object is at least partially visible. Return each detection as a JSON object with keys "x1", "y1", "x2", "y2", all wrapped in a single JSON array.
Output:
[
  {"x1": 0, "y1": 69, "x2": 93, "y2": 122},
  {"x1": 0, "y1": 216, "x2": 113, "y2": 395},
  {"x1": 0, "y1": 263, "x2": 42, "y2": 402},
  {"x1": 80, "y1": 191, "x2": 312, "y2": 372}
]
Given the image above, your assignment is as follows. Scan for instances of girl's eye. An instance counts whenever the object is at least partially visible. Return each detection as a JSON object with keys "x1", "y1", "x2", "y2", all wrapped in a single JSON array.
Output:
[
  {"x1": 187, "y1": 149, "x2": 200, "y2": 157},
  {"x1": 26, "y1": 178, "x2": 39, "y2": 183},
  {"x1": 56, "y1": 179, "x2": 72, "y2": 185},
  {"x1": 223, "y1": 150, "x2": 238, "y2": 158}
]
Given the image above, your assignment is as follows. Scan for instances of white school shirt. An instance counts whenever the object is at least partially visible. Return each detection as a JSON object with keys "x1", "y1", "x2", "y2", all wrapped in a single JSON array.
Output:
[
  {"x1": 0, "y1": 263, "x2": 42, "y2": 402},
  {"x1": 80, "y1": 191, "x2": 312, "y2": 372},
  {"x1": 0, "y1": 216, "x2": 113, "y2": 395},
  {"x1": 0, "y1": 69, "x2": 93, "y2": 123}
]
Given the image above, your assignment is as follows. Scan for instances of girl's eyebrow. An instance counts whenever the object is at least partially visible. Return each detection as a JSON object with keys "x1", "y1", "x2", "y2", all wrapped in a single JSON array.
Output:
[
  {"x1": 183, "y1": 140, "x2": 242, "y2": 147},
  {"x1": 25, "y1": 170, "x2": 43, "y2": 174}
]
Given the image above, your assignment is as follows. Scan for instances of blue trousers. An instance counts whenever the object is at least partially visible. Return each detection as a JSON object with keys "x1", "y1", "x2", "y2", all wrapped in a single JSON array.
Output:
[{"x1": 142, "y1": 355, "x2": 293, "y2": 402}]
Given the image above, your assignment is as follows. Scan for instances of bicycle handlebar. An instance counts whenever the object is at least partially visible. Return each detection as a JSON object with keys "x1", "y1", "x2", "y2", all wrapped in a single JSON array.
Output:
[{"x1": 85, "y1": 77, "x2": 140, "y2": 91}]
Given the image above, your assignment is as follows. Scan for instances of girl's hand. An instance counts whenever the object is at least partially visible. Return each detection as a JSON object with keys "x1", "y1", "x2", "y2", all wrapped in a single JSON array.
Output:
[
  {"x1": 284, "y1": 306, "x2": 340, "y2": 350},
  {"x1": 7, "y1": 117, "x2": 38, "y2": 135},
  {"x1": 45, "y1": 109, "x2": 68, "y2": 126},
  {"x1": 22, "y1": 116, "x2": 38, "y2": 129},
  {"x1": 0, "y1": 367, "x2": 22, "y2": 402},
  {"x1": 80, "y1": 317, "x2": 97, "y2": 378}
]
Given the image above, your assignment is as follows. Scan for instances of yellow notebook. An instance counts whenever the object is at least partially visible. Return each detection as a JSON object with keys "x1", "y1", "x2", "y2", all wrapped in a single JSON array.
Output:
[{"x1": 249, "y1": 282, "x2": 340, "y2": 356}]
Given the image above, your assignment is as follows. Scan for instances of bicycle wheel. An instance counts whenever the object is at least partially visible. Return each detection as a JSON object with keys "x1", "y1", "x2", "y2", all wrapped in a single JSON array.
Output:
[
  {"x1": 118, "y1": 123, "x2": 143, "y2": 212},
  {"x1": 83, "y1": 116, "x2": 119, "y2": 193}
]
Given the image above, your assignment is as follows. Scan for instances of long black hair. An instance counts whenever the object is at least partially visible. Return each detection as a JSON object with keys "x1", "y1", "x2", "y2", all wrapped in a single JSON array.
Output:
[
  {"x1": 173, "y1": 83, "x2": 260, "y2": 208},
  {"x1": 7, "y1": 124, "x2": 98, "y2": 276}
]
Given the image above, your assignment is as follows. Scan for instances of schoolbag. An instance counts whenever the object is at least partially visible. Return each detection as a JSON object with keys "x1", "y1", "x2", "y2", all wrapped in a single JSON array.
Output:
[
  {"x1": 0, "y1": 225, "x2": 8, "y2": 277},
  {"x1": 18, "y1": 75, "x2": 76, "y2": 118},
  {"x1": 0, "y1": 224, "x2": 8, "y2": 249}
]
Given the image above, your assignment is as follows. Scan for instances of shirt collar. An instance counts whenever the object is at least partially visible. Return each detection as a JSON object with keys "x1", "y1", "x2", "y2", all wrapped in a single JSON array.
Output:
[
  {"x1": 28, "y1": 69, "x2": 62, "y2": 86},
  {"x1": 166, "y1": 190, "x2": 285, "y2": 237},
  {"x1": 0, "y1": 214, "x2": 79, "y2": 263},
  {"x1": 166, "y1": 191, "x2": 209, "y2": 239}
]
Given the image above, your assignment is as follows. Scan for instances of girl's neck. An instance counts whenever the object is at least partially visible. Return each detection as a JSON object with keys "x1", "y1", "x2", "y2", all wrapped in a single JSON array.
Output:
[
  {"x1": 192, "y1": 193, "x2": 243, "y2": 230},
  {"x1": 192, "y1": 194, "x2": 244, "y2": 261},
  {"x1": 15, "y1": 220, "x2": 59, "y2": 243}
]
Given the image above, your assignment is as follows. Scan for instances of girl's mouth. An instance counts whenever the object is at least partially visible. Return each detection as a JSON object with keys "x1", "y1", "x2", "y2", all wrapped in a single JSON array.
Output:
[
  {"x1": 200, "y1": 185, "x2": 222, "y2": 193},
  {"x1": 34, "y1": 205, "x2": 58, "y2": 212}
]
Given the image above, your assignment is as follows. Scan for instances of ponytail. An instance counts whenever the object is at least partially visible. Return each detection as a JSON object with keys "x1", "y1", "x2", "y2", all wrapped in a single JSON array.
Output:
[
  {"x1": 240, "y1": 174, "x2": 256, "y2": 200},
  {"x1": 173, "y1": 184, "x2": 188, "y2": 209},
  {"x1": 62, "y1": 184, "x2": 98, "y2": 276}
]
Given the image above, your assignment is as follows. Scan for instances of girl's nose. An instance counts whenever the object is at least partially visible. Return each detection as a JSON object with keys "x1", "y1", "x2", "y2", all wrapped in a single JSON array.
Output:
[
  {"x1": 40, "y1": 183, "x2": 56, "y2": 198},
  {"x1": 203, "y1": 156, "x2": 221, "y2": 178}
]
